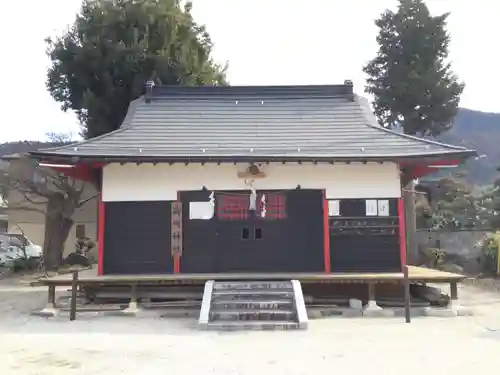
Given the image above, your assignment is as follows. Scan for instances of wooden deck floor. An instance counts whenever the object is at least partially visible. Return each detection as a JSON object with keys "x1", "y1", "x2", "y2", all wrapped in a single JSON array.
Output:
[{"x1": 38, "y1": 266, "x2": 465, "y2": 286}]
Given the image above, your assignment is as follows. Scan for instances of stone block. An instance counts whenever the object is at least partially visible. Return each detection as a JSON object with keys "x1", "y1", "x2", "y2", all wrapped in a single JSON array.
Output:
[
  {"x1": 392, "y1": 307, "x2": 428, "y2": 317},
  {"x1": 362, "y1": 302, "x2": 395, "y2": 317},
  {"x1": 120, "y1": 301, "x2": 142, "y2": 316},
  {"x1": 341, "y1": 308, "x2": 363, "y2": 318},
  {"x1": 363, "y1": 303, "x2": 396, "y2": 318},
  {"x1": 349, "y1": 298, "x2": 363, "y2": 310},
  {"x1": 307, "y1": 307, "x2": 342, "y2": 319},
  {"x1": 424, "y1": 307, "x2": 458, "y2": 317},
  {"x1": 454, "y1": 305, "x2": 474, "y2": 316},
  {"x1": 307, "y1": 309, "x2": 324, "y2": 319},
  {"x1": 31, "y1": 305, "x2": 59, "y2": 318},
  {"x1": 363, "y1": 309, "x2": 395, "y2": 317}
]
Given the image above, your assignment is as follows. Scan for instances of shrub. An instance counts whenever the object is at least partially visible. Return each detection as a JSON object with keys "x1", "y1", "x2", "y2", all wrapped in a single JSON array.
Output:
[
  {"x1": 480, "y1": 232, "x2": 500, "y2": 275},
  {"x1": 422, "y1": 247, "x2": 446, "y2": 269}
]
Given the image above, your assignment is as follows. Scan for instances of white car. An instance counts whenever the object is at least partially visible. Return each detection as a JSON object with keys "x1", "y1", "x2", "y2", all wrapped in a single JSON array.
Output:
[
  {"x1": 0, "y1": 251, "x2": 15, "y2": 267},
  {"x1": 0, "y1": 234, "x2": 43, "y2": 260}
]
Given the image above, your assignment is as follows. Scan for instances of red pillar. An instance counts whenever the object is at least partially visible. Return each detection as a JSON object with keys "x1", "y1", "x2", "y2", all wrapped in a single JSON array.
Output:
[
  {"x1": 173, "y1": 256, "x2": 180, "y2": 273},
  {"x1": 97, "y1": 192, "x2": 105, "y2": 276},
  {"x1": 323, "y1": 190, "x2": 331, "y2": 273},
  {"x1": 397, "y1": 197, "x2": 407, "y2": 270}
]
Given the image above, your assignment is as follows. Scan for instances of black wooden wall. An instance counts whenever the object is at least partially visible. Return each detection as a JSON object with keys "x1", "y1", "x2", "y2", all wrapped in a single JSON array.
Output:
[
  {"x1": 103, "y1": 201, "x2": 174, "y2": 274},
  {"x1": 328, "y1": 198, "x2": 401, "y2": 272},
  {"x1": 102, "y1": 195, "x2": 401, "y2": 275},
  {"x1": 102, "y1": 189, "x2": 325, "y2": 275}
]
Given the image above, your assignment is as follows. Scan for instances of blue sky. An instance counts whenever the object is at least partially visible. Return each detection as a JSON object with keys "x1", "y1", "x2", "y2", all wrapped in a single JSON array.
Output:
[{"x1": 0, "y1": 0, "x2": 496, "y2": 142}]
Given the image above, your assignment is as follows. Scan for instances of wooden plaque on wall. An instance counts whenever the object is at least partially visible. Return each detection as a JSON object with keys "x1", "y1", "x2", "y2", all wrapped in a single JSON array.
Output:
[{"x1": 171, "y1": 201, "x2": 183, "y2": 256}]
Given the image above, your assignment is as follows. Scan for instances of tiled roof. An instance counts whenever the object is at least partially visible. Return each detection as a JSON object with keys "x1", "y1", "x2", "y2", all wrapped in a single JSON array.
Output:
[{"x1": 30, "y1": 84, "x2": 475, "y2": 162}]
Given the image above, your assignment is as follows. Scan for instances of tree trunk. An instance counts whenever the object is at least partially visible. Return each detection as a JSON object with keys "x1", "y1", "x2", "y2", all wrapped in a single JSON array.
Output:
[{"x1": 42, "y1": 194, "x2": 75, "y2": 271}]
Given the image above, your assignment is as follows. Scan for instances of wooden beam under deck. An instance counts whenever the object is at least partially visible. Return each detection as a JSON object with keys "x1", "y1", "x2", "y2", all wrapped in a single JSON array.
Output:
[{"x1": 37, "y1": 266, "x2": 465, "y2": 287}]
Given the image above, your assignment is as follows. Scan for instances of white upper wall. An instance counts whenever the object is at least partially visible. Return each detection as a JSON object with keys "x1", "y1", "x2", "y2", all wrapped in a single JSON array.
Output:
[{"x1": 102, "y1": 162, "x2": 402, "y2": 202}]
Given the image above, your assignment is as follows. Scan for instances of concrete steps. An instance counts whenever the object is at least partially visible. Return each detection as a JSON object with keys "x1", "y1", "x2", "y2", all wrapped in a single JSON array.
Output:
[{"x1": 199, "y1": 280, "x2": 308, "y2": 331}]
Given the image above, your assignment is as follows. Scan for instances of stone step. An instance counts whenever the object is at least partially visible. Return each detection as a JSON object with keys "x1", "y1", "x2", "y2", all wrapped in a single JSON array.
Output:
[
  {"x1": 211, "y1": 299, "x2": 293, "y2": 309},
  {"x1": 210, "y1": 309, "x2": 296, "y2": 321},
  {"x1": 204, "y1": 320, "x2": 301, "y2": 331},
  {"x1": 211, "y1": 293, "x2": 294, "y2": 301},
  {"x1": 211, "y1": 289, "x2": 294, "y2": 297},
  {"x1": 213, "y1": 281, "x2": 293, "y2": 290}
]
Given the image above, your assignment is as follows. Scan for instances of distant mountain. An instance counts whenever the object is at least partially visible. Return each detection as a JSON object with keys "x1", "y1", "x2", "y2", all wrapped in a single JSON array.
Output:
[
  {"x1": 437, "y1": 109, "x2": 500, "y2": 185},
  {"x1": 0, "y1": 141, "x2": 64, "y2": 171},
  {"x1": 1, "y1": 111, "x2": 499, "y2": 185}
]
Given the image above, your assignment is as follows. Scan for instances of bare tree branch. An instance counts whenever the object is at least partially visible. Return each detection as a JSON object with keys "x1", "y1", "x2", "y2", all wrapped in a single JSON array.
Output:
[
  {"x1": 77, "y1": 192, "x2": 98, "y2": 208},
  {"x1": 5, "y1": 205, "x2": 46, "y2": 215},
  {"x1": 1, "y1": 156, "x2": 94, "y2": 214},
  {"x1": 1, "y1": 137, "x2": 94, "y2": 271},
  {"x1": 4, "y1": 179, "x2": 51, "y2": 203},
  {"x1": 47, "y1": 171, "x2": 76, "y2": 193}
]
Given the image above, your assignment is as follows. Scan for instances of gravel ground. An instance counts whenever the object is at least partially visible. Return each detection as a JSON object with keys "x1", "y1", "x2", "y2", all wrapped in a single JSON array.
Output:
[{"x1": 0, "y1": 281, "x2": 500, "y2": 375}]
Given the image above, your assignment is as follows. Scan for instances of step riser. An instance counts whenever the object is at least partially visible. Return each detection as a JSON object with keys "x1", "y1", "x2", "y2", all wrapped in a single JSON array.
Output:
[
  {"x1": 212, "y1": 291, "x2": 294, "y2": 298},
  {"x1": 212, "y1": 294, "x2": 294, "y2": 301},
  {"x1": 205, "y1": 322, "x2": 301, "y2": 331},
  {"x1": 211, "y1": 312, "x2": 296, "y2": 321},
  {"x1": 212, "y1": 302, "x2": 293, "y2": 309},
  {"x1": 214, "y1": 282, "x2": 293, "y2": 290}
]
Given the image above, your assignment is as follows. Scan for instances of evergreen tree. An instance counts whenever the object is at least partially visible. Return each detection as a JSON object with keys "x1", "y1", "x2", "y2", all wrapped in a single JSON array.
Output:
[
  {"x1": 46, "y1": 0, "x2": 227, "y2": 139},
  {"x1": 364, "y1": 0, "x2": 463, "y2": 136}
]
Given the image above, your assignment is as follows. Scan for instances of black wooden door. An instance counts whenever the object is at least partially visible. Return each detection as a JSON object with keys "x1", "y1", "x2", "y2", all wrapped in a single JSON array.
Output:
[
  {"x1": 214, "y1": 211, "x2": 258, "y2": 272},
  {"x1": 213, "y1": 191, "x2": 286, "y2": 272},
  {"x1": 214, "y1": 189, "x2": 324, "y2": 273},
  {"x1": 180, "y1": 189, "x2": 325, "y2": 273},
  {"x1": 179, "y1": 190, "x2": 218, "y2": 273}
]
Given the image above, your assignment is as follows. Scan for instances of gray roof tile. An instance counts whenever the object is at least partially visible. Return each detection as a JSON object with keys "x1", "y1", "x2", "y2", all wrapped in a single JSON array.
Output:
[{"x1": 31, "y1": 84, "x2": 475, "y2": 161}]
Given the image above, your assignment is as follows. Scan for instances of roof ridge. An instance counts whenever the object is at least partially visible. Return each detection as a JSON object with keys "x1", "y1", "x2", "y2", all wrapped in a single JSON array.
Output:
[
  {"x1": 149, "y1": 84, "x2": 354, "y2": 99},
  {"x1": 354, "y1": 95, "x2": 474, "y2": 153}
]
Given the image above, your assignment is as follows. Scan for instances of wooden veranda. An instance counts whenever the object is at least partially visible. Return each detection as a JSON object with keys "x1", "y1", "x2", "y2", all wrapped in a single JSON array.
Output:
[
  {"x1": 38, "y1": 265, "x2": 465, "y2": 287},
  {"x1": 35, "y1": 266, "x2": 466, "y2": 322}
]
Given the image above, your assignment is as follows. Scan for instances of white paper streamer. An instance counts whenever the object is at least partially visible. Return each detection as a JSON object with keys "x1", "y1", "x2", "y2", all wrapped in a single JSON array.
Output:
[
  {"x1": 260, "y1": 194, "x2": 267, "y2": 218},
  {"x1": 244, "y1": 179, "x2": 257, "y2": 211}
]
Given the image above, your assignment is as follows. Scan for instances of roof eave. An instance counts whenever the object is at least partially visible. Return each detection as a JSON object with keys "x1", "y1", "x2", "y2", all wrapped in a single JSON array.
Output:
[{"x1": 28, "y1": 149, "x2": 477, "y2": 164}]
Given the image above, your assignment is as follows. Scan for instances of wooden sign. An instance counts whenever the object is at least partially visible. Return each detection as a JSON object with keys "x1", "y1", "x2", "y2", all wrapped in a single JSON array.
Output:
[{"x1": 171, "y1": 201, "x2": 183, "y2": 256}]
